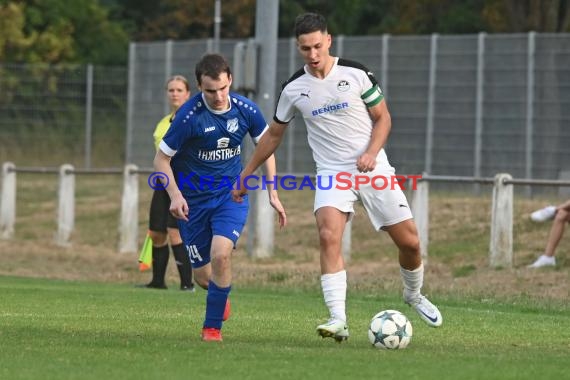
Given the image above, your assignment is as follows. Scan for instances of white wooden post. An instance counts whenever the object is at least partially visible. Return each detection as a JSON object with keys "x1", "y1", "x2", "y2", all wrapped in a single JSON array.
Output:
[
  {"x1": 342, "y1": 219, "x2": 352, "y2": 263},
  {"x1": 1, "y1": 162, "x2": 16, "y2": 239},
  {"x1": 119, "y1": 164, "x2": 138, "y2": 253},
  {"x1": 489, "y1": 173, "x2": 513, "y2": 268},
  {"x1": 411, "y1": 179, "x2": 429, "y2": 261},
  {"x1": 253, "y1": 188, "x2": 274, "y2": 258},
  {"x1": 55, "y1": 164, "x2": 75, "y2": 246}
]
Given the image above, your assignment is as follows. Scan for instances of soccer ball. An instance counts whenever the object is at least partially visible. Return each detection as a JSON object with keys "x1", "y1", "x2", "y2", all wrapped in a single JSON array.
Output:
[{"x1": 368, "y1": 310, "x2": 413, "y2": 350}]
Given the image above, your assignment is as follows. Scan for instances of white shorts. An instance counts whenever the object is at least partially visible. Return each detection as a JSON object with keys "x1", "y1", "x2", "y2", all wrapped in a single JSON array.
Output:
[{"x1": 313, "y1": 169, "x2": 413, "y2": 231}]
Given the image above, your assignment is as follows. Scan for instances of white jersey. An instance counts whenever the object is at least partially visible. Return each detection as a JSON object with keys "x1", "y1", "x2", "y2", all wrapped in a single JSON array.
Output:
[{"x1": 275, "y1": 57, "x2": 393, "y2": 172}]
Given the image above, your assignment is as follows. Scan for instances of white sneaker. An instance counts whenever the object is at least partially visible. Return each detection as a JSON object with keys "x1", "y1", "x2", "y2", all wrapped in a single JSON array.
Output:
[
  {"x1": 405, "y1": 295, "x2": 443, "y2": 327},
  {"x1": 316, "y1": 319, "x2": 349, "y2": 342},
  {"x1": 527, "y1": 254, "x2": 556, "y2": 268},
  {"x1": 530, "y1": 205, "x2": 556, "y2": 222}
]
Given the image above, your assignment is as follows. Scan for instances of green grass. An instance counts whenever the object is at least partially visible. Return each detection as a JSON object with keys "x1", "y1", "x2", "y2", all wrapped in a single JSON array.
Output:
[
  {"x1": 1, "y1": 177, "x2": 569, "y2": 378},
  {"x1": 1, "y1": 276, "x2": 569, "y2": 380}
]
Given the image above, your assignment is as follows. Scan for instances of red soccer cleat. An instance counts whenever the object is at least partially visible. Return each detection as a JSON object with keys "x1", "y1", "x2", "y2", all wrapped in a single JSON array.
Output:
[
  {"x1": 201, "y1": 327, "x2": 223, "y2": 342},
  {"x1": 223, "y1": 298, "x2": 231, "y2": 321}
]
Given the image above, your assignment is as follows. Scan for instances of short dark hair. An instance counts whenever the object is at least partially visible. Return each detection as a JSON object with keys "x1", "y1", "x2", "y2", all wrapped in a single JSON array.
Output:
[
  {"x1": 195, "y1": 53, "x2": 232, "y2": 85},
  {"x1": 294, "y1": 12, "x2": 327, "y2": 38}
]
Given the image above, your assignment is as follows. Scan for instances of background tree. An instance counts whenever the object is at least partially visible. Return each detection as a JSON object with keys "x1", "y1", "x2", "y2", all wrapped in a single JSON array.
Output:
[
  {"x1": 106, "y1": 0, "x2": 256, "y2": 41},
  {"x1": 278, "y1": 0, "x2": 570, "y2": 36},
  {"x1": 0, "y1": 0, "x2": 128, "y2": 65},
  {"x1": 483, "y1": 0, "x2": 570, "y2": 32},
  {"x1": 277, "y1": 0, "x2": 488, "y2": 36},
  {"x1": 3, "y1": 0, "x2": 570, "y2": 66},
  {"x1": 0, "y1": 1, "x2": 74, "y2": 63}
]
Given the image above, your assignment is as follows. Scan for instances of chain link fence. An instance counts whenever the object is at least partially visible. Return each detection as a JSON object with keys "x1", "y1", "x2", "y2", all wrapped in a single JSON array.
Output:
[
  {"x1": 2, "y1": 33, "x2": 569, "y2": 192},
  {"x1": 126, "y1": 33, "x2": 570, "y2": 194},
  {"x1": 0, "y1": 63, "x2": 127, "y2": 167}
]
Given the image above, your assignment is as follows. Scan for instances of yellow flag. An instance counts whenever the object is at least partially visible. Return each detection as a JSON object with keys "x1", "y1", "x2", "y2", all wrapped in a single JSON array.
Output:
[{"x1": 138, "y1": 232, "x2": 153, "y2": 272}]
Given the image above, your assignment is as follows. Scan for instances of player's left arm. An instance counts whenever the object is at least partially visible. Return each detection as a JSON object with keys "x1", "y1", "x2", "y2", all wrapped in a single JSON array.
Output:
[
  {"x1": 261, "y1": 152, "x2": 287, "y2": 228},
  {"x1": 358, "y1": 99, "x2": 392, "y2": 173}
]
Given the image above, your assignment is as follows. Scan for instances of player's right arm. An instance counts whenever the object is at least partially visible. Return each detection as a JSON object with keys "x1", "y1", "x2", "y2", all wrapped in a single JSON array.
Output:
[
  {"x1": 557, "y1": 199, "x2": 570, "y2": 212},
  {"x1": 153, "y1": 149, "x2": 189, "y2": 221},
  {"x1": 154, "y1": 105, "x2": 192, "y2": 222}
]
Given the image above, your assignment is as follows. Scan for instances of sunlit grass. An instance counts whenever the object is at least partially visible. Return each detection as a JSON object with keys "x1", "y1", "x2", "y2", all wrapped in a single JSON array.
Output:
[{"x1": 1, "y1": 276, "x2": 569, "y2": 380}]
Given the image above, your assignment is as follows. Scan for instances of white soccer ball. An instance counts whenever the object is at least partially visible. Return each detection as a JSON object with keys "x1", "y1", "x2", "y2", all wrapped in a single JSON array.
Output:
[{"x1": 368, "y1": 309, "x2": 413, "y2": 350}]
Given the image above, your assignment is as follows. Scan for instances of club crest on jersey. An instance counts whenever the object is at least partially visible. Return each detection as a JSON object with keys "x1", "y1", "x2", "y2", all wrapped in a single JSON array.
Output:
[
  {"x1": 217, "y1": 137, "x2": 230, "y2": 149},
  {"x1": 337, "y1": 80, "x2": 350, "y2": 92},
  {"x1": 226, "y1": 118, "x2": 239, "y2": 133}
]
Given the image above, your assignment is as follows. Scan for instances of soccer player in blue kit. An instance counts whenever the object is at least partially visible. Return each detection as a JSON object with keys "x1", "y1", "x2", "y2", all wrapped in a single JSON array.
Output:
[{"x1": 154, "y1": 53, "x2": 287, "y2": 342}]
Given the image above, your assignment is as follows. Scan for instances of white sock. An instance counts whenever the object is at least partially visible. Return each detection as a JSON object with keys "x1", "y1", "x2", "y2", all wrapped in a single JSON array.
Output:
[
  {"x1": 400, "y1": 264, "x2": 424, "y2": 302},
  {"x1": 321, "y1": 270, "x2": 347, "y2": 322}
]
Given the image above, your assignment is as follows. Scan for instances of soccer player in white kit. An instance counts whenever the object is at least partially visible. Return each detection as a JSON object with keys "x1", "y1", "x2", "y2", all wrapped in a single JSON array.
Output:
[{"x1": 233, "y1": 12, "x2": 442, "y2": 341}]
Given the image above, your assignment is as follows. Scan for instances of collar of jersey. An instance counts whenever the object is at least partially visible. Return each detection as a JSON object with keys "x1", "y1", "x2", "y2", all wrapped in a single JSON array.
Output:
[
  {"x1": 201, "y1": 93, "x2": 232, "y2": 115},
  {"x1": 304, "y1": 56, "x2": 338, "y2": 80}
]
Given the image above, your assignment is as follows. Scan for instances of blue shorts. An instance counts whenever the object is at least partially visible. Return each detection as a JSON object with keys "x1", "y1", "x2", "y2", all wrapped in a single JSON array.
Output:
[{"x1": 178, "y1": 192, "x2": 249, "y2": 269}]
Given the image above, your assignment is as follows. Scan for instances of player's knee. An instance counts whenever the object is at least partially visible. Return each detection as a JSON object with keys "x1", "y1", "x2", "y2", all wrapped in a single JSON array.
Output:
[
  {"x1": 148, "y1": 230, "x2": 167, "y2": 246},
  {"x1": 399, "y1": 238, "x2": 420, "y2": 257},
  {"x1": 212, "y1": 250, "x2": 231, "y2": 265},
  {"x1": 555, "y1": 209, "x2": 569, "y2": 223},
  {"x1": 318, "y1": 227, "x2": 341, "y2": 246},
  {"x1": 167, "y1": 229, "x2": 182, "y2": 245}
]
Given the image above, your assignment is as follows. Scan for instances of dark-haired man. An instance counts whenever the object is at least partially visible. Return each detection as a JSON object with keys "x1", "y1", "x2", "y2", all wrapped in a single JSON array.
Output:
[
  {"x1": 233, "y1": 13, "x2": 442, "y2": 342},
  {"x1": 155, "y1": 53, "x2": 287, "y2": 341}
]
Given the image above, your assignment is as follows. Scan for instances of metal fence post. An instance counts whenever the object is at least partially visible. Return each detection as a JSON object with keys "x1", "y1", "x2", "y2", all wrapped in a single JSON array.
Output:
[
  {"x1": 473, "y1": 32, "x2": 485, "y2": 195},
  {"x1": 250, "y1": 0, "x2": 279, "y2": 258},
  {"x1": 411, "y1": 178, "x2": 429, "y2": 262},
  {"x1": 55, "y1": 164, "x2": 75, "y2": 246},
  {"x1": 119, "y1": 164, "x2": 139, "y2": 253},
  {"x1": 525, "y1": 31, "x2": 536, "y2": 197},
  {"x1": 0, "y1": 162, "x2": 16, "y2": 239},
  {"x1": 125, "y1": 42, "x2": 136, "y2": 164},
  {"x1": 336, "y1": 35, "x2": 344, "y2": 57},
  {"x1": 381, "y1": 34, "x2": 390, "y2": 96},
  {"x1": 164, "y1": 39, "x2": 173, "y2": 115},
  {"x1": 84, "y1": 64, "x2": 93, "y2": 169},
  {"x1": 286, "y1": 37, "x2": 297, "y2": 174},
  {"x1": 424, "y1": 33, "x2": 438, "y2": 174},
  {"x1": 489, "y1": 173, "x2": 513, "y2": 268}
]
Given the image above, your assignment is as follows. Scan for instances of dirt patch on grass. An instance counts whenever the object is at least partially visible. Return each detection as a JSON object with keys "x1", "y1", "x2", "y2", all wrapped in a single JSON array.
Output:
[
  {"x1": 0, "y1": 181, "x2": 567, "y2": 302},
  {"x1": 1, "y1": 237, "x2": 567, "y2": 303}
]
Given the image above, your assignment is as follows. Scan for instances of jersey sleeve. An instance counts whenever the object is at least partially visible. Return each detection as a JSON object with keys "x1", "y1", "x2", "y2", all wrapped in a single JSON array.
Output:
[
  {"x1": 360, "y1": 69, "x2": 384, "y2": 108},
  {"x1": 273, "y1": 87, "x2": 296, "y2": 124},
  {"x1": 160, "y1": 106, "x2": 193, "y2": 157},
  {"x1": 247, "y1": 103, "x2": 269, "y2": 144}
]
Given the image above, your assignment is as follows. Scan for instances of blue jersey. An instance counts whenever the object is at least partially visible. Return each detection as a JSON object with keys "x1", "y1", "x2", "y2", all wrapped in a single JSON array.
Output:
[{"x1": 160, "y1": 92, "x2": 268, "y2": 204}]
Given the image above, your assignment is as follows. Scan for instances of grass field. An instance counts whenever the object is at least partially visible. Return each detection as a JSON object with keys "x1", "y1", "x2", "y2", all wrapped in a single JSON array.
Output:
[
  {"x1": 1, "y1": 174, "x2": 569, "y2": 379},
  {"x1": 1, "y1": 174, "x2": 567, "y2": 299},
  {"x1": 1, "y1": 276, "x2": 569, "y2": 380}
]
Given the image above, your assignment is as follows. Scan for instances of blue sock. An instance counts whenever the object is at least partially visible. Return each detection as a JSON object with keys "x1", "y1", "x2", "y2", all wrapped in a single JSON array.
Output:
[{"x1": 204, "y1": 280, "x2": 231, "y2": 329}]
